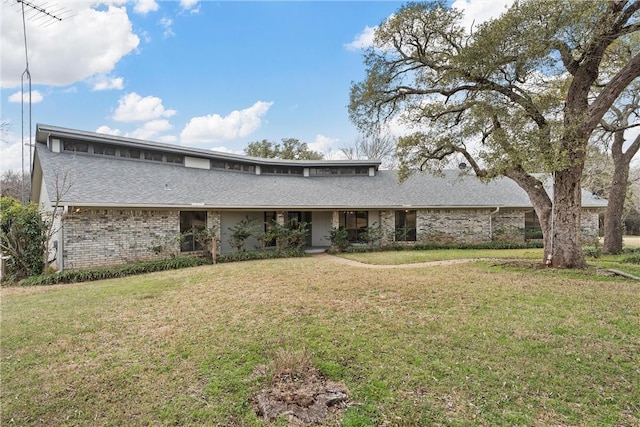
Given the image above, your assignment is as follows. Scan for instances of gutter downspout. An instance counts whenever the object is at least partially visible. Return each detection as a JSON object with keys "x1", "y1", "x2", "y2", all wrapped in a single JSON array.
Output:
[{"x1": 489, "y1": 207, "x2": 500, "y2": 241}]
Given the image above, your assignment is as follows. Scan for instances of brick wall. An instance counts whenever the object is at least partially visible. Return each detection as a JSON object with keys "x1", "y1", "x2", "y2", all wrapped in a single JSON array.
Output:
[
  {"x1": 580, "y1": 208, "x2": 601, "y2": 242},
  {"x1": 417, "y1": 208, "x2": 489, "y2": 243},
  {"x1": 63, "y1": 209, "x2": 179, "y2": 270},
  {"x1": 491, "y1": 209, "x2": 526, "y2": 242},
  {"x1": 378, "y1": 210, "x2": 396, "y2": 244}
]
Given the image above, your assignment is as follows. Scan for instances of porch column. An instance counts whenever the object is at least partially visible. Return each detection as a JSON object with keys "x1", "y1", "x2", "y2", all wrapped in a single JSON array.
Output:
[
  {"x1": 331, "y1": 211, "x2": 340, "y2": 229},
  {"x1": 379, "y1": 210, "x2": 395, "y2": 245},
  {"x1": 207, "y1": 210, "x2": 221, "y2": 262}
]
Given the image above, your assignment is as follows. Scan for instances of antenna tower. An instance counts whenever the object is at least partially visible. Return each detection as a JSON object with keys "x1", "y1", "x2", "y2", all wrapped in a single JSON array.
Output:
[{"x1": 4, "y1": 0, "x2": 74, "y2": 203}]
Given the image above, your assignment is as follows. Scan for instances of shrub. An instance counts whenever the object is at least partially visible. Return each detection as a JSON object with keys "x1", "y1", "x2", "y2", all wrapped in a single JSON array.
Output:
[
  {"x1": 327, "y1": 227, "x2": 349, "y2": 252},
  {"x1": 149, "y1": 233, "x2": 181, "y2": 258},
  {"x1": 582, "y1": 239, "x2": 602, "y2": 258},
  {"x1": 259, "y1": 219, "x2": 309, "y2": 251},
  {"x1": 18, "y1": 256, "x2": 209, "y2": 286},
  {"x1": 228, "y1": 216, "x2": 259, "y2": 252},
  {"x1": 582, "y1": 245, "x2": 602, "y2": 258},
  {"x1": 621, "y1": 253, "x2": 640, "y2": 264},
  {"x1": 283, "y1": 220, "x2": 309, "y2": 250},
  {"x1": 1, "y1": 197, "x2": 47, "y2": 279},
  {"x1": 360, "y1": 223, "x2": 384, "y2": 248},
  {"x1": 217, "y1": 248, "x2": 305, "y2": 263},
  {"x1": 192, "y1": 226, "x2": 220, "y2": 261}
]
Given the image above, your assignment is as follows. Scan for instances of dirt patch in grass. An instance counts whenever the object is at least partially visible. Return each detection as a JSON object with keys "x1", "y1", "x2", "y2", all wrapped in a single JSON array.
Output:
[
  {"x1": 254, "y1": 366, "x2": 348, "y2": 424},
  {"x1": 253, "y1": 348, "x2": 349, "y2": 424}
]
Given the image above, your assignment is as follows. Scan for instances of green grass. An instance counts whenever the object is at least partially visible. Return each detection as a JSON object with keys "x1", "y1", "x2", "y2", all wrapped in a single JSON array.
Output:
[
  {"x1": 2, "y1": 255, "x2": 639, "y2": 426},
  {"x1": 336, "y1": 248, "x2": 544, "y2": 265}
]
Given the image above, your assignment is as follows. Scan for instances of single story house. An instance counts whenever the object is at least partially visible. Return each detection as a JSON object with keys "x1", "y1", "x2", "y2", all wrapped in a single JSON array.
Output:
[{"x1": 32, "y1": 124, "x2": 607, "y2": 271}]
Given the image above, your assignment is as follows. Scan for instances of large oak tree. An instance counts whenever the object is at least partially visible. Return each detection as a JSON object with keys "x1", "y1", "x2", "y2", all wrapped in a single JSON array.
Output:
[
  {"x1": 349, "y1": 0, "x2": 640, "y2": 268},
  {"x1": 595, "y1": 82, "x2": 640, "y2": 253}
]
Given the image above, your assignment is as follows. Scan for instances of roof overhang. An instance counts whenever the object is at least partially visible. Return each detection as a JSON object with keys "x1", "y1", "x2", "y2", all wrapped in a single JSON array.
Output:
[
  {"x1": 36, "y1": 123, "x2": 381, "y2": 169},
  {"x1": 62, "y1": 202, "x2": 543, "y2": 210}
]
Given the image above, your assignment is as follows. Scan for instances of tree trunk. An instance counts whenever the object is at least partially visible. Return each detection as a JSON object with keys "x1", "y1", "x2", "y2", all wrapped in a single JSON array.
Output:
[
  {"x1": 506, "y1": 168, "x2": 553, "y2": 266},
  {"x1": 603, "y1": 130, "x2": 640, "y2": 254},
  {"x1": 603, "y1": 161, "x2": 629, "y2": 254},
  {"x1": 550, "y1": 166, "x2": 587, "y2": 268}
]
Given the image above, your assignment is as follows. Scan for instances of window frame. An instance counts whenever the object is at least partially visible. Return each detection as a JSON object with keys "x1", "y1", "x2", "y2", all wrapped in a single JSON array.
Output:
[
  {"x1": 180, "y1": 211, "x2": 207, "y2": 252},
  {"x1": 395, "y1": 210, "x2": 417, "y2": 242},
  {"x1": 339, "y1": 210, "x2": 368, "y2": 243}
]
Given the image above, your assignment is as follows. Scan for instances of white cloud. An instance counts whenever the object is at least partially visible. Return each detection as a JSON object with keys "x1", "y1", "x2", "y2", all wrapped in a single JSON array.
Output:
[
  {"x1": 127, "y1": 119, "x2": 173, "y2": 140},
  {"x1": 0, "y1": 131, "x2": 27, "y2": 173},
  {"x1": 345, "y1": 25, "x2": 376, "y2": 51},
  {"x1": 8, "y1": 90, "x2": 44, "y2": 104},
  {"x1": 451, "y1": 0, "x2": 514, "y2": 32},
  {"x1": 96, "y1": 125, "x2": 121, "y2": 136},
  {"x1": 209, "y1": 146, "x2": 244, "y2": 155},
  {"x1": 134, "y1": 0, "x2": 159, "y2": 15},
  {"x1": 92, "y1": 75, "x2": 124, "y2": 91},
  {"x1": 308, "y1": 134, "x2": 339, "y2": 155},
  {"x1": 180, "y1": 101, "x2": 273, "y2": 144},
  {"x1": 159, "y1": 17, "x2": 175, "y2": 38},
  {"x1": 0, "y1": 2, "x2": 139, "y2": 88},
  {"x1": 159, "y1": 135, "x2": 178, "y2": 144},
  {"x1": 96, "y1": 121, "x2": 175, "y2": 141},
  {"x1": 180, "y1": 0, "x2": 200, "y2": 11},
  {"x1": 112, "y1": 92, "x2": 177, "y2": 122}
]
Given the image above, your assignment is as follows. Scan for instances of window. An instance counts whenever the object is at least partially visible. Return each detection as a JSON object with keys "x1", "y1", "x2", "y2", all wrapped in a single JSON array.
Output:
[
  {"x1": 309, "y1": 167, "x2": 369, "y2": 176},
  {"x1": 120, "y1": 148, "x2": 141, "y2": 159},
  {"x1": 63, "y1": 140, "x2": 89, "y2": 153},
  {"x1": 211, "y1": 160, "x2": 255, "y2": 173},
  {"x1": 262, "y1": 166, "x2": 303, "y2": 175},
  {"x1": 143, "y1": 150, "x2": 163, "y2": 162},
  {"x1": 525, "y1": 210, "x2": 542, "y2": 240},
  {"x1": 93, "y1": 144, "x2": 116, "y2": 156},
  {"x1": 211, "y1": 160, "x2": 226, "y2": 169},
  {"x1": 180, "y1": 211, "x2": 207, "y2": 252},
  {"x1": 165, "y1": 153, "x2": 184, "y2": 164},
  {"x1": 395, "y1": 210, "x2": 417, "y2": 241},
  {"x1": 309, "y1": 167, "x2": 339, "y2": 176},
  {"x1": 339, "y1": 211, "x2": 368, "y2": 242}
]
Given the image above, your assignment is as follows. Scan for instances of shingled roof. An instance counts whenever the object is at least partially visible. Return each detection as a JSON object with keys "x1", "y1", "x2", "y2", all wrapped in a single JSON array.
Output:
[{"x1": 34, "y1": 139, "x2": 607, "y2": 210}]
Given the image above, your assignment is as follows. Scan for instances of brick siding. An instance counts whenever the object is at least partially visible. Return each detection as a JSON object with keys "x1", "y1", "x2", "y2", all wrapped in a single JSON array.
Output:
[{"x1": 63, "y1": 209, "x2": 180, "y2": 270}]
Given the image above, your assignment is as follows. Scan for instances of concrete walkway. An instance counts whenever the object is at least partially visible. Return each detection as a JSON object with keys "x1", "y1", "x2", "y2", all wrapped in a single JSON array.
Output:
[{"x1": 313, "y1": 252, "x2": 490, "y2": 269}]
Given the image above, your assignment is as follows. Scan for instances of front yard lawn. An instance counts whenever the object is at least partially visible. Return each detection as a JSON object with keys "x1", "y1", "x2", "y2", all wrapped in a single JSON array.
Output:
[
  {"x1": 336, "y1": 248, "x2": 544, "y2": 265},
  {"x1": 2, "y1": 255, "x2": 638, "y2": 425}
]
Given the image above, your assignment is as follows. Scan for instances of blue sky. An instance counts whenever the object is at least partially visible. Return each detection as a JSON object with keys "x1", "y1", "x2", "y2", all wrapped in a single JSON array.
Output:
[{"x1": 1, "y1": 0, "x2": 512, "y2": 172}]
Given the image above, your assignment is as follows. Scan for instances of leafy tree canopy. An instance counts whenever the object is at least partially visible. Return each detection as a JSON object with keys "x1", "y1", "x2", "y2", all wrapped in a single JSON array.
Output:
[
  {"x1": 349, "y1": 0, "x2": 640, "y2": 268},
  {"x1": 245, "y1": 138, "x2": 323, "y2": 160}
]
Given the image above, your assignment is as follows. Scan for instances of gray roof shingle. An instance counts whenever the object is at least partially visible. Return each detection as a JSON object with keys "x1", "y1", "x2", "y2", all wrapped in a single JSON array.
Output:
[{"x1": 36, "y1": 144, "x2": 607, "y2": 210}]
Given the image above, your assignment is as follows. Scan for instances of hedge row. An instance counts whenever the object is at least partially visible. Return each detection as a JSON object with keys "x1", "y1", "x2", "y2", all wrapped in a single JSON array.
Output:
[
  {"x1": 18, "y1": 256, "x2": 210, "y2": 286},
  {"x1": 217, "y1": 248, "x2": 306, "y2": 263},
  {"x1": 16, "y1": 249, "x2": 308, "y2": 286}
]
